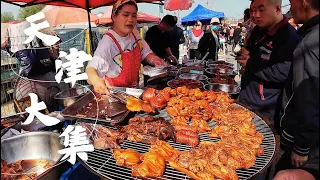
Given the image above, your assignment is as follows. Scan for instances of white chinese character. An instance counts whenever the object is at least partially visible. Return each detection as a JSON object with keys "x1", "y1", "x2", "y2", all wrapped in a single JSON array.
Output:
[
  {"x1": 23, "y1": 12, "x2": 60, "y2": 46},
  {"x1": 22, "y1": 93, "x2": 60, "y2": 126},
  {"x1": 55, "y1": 48, "x2": 92, "y2": 87},
  {"x1": 58, "y1": 125, "x2": 94, "y2": 165}
]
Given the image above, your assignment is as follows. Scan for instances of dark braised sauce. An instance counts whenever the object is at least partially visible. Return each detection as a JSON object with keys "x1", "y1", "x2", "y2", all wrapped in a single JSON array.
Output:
[{"x1": 208, "y1": 76, "x2": 236, "y2": 85}]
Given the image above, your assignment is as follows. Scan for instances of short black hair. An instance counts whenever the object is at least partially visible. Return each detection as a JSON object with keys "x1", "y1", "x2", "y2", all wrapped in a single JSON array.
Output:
[
  {"x1": 173, "y1": 16, "x2": 178, "y2": 23},
  {"x1": 238, "y1": 23, "x2": 243, "y2": 27},
  {"x1": 308, "y1": 0, "x2": 319, "y2": 11},
  {"x1": 244, "y1": 8, "x2": 250, "y2": 19},
  {"x1": 161, "y1": 15, "x2": 177, "y2": 27},
  {"x1": 114, "y1": 1, "x2": 138, "y2": 15}
]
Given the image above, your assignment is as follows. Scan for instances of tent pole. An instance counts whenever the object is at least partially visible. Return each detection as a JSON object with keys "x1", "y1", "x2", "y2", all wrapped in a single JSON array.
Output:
[{"x1": 86, "y1": 0, "x2": 94, "y2": 55}]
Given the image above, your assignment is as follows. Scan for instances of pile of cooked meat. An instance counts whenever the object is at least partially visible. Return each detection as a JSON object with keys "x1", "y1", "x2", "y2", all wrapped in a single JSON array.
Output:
[
  {"x1": 79, "y1": 87, "x2": 265, "y2": 180},
  {"x1": 79, "y1": 116, "x2": 175, "y2": 149},
  {"x1": 166, "y1": 87, "x2": 231, "y2": 133},
  {"x1": 1, "y1": 159, "x2": 53, "y2": 180}
]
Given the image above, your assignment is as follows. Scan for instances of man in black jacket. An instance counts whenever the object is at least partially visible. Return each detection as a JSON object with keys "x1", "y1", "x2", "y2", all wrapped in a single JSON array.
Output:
[
  {"x1": 276, "y1": 0, "x2": 319, "y2": 172},
  {"x1": 239, "y1": 0, "x2": 302, "y2": 121},
  {"x1": 169, "y1": 16, "x2": 185, "y2": 60},
  {"x1": 198, "y1": 17, "x2": 220, "y2": 61}
]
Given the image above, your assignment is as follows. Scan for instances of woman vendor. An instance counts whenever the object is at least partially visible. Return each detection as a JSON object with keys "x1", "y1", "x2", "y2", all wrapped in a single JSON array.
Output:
[{"x1": 86, "y1": 0, "x2": 167, "y2": 94}]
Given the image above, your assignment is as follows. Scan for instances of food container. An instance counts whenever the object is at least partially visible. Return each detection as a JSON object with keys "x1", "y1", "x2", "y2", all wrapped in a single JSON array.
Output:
[
  {"x1": 205, "y1": 68, "x2": 237, "y2": 78},
  {"x1": 1, "y1": 132, "x2": 65, "y2": 180},
  {"x1": 206, "y1": 61, "x2": 234, "y2": 68},
  {"x1": 207, "y1": 76, "x2": 237, "y2": 85},
  {"x1": 179, "y1": 73, "x2": 208, "y2": 82},
  {"x1": 207, "y1": 63, "x2": 234, "y2": 69},
  {"x1": 179, "y1": 66, "x2": 204, "y2": 75},
  {"x1": 54, "y1": 85, "x2": 92, "y2": 108},
  {"x1": 167, "y1": 79, "x2": 204, "y2": 89},
  {"x1": 204, "y1": 83, "x2": 240, "y2": 99}
]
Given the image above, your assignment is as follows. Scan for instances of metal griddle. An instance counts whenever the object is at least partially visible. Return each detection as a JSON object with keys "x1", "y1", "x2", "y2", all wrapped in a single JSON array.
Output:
[
  {"x1": 77, "y1": 103, "x2": 276, "y2": 180},
  {"x1": 61, "y1": 92, "x2": 129, "y2": 124}
]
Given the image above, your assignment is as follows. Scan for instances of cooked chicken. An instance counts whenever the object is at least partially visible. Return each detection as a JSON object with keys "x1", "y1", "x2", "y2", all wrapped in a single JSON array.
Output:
[
  {"x1": 112, "y1": 149, "x2": 141, "y2": 167},
  {"x1": 131, "y1": 152, "x2": 165, "y2": 178}
]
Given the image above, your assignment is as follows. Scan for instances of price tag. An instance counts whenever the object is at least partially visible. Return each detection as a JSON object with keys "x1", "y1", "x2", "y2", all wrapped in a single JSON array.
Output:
[{"x1": 189, "y1": 70, "x2": 204, "y2": 75}]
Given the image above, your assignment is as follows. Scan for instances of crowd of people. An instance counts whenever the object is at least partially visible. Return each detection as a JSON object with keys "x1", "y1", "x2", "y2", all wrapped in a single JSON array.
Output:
[{"x1": 236, "y1": 0, "x2": 319, "y2": 179}]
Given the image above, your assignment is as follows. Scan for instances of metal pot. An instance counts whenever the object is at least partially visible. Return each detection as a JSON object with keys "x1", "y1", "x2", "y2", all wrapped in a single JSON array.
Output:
[
  {"x1": 204, "y1": 83, "x2": 240, "y2": 99},
  {"x1": 179, "y1": 73, "x2": 208, "y2": 82},
  {"x1": 1, "y1": 132, "x2": 65, "y2": 180},
  {"x1": 54, "y1": 85, "x2": 92, "y2": 108},
  {"x1": 205, "y1": 68, "x2": 237, "y2": 79}
]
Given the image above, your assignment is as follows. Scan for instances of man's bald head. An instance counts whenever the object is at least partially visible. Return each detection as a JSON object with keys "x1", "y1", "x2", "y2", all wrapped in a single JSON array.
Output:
[
  {"x1": 252, "y1": 0, "x2": 283, "y2": 29},
  {"x1": 269, "y1": 0, "x2": 282, "y2": 6}
]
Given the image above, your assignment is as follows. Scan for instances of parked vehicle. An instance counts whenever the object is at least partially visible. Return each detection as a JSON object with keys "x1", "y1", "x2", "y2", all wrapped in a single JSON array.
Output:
[{"x1": 53, "y1": 22, "x2": 102, "y2": 55}]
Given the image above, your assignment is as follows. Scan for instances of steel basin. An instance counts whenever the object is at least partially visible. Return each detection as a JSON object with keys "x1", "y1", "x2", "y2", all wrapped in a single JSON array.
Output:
[
  {"x1": 205, "y1": 68, "x2": 237, "y2": 78},
  {"x1": 204, "y1": 83, "x2": 240, "y2": 99},
  {"x1": 1, "y1": 132, "x2": 63, "y2": 164}
]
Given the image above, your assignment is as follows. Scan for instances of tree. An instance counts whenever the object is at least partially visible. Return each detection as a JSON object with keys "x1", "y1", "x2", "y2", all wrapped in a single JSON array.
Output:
[
  {"x1": 1, "y1": 12, "x2": 15, "y2": 23},
  {"x1": 18, "y1": 5, "x2": 45, "y2": 21}
]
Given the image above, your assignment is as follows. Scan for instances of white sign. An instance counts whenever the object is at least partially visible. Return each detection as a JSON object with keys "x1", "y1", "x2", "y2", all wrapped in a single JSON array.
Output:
[
  {"x1": 58, "y1": 125, "x2": 94, "y2": 165},
  {"x1": 55, "y1": 48, "x2": 92, "y2": 87},
  {"x1": 23, "y1": 12, "x2": 60, "y2": 46},
  {"x1": 22, "y1": 93, "x2": 60, "y2": 126}
]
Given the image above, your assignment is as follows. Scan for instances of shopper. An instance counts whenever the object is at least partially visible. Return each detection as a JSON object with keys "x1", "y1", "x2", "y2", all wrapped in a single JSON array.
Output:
[
  {"x1": 187, "y1": 20, "x2": 204, "y2": 59},
  {"x1": 169, "y1": 16, "x2": 185, "y2": 61},
  {"x1": 198, "y1": 17, "x2": 220, "y2": 61},
  {"x1": 238, "y1": 0, "x2": 301, "y2": 121},
  {"x1": 276, "y1": 0, "x2": 319, "y2": 173},
  {"x1": 232, "y1": 23, "x2": 243, "y2": 50}
]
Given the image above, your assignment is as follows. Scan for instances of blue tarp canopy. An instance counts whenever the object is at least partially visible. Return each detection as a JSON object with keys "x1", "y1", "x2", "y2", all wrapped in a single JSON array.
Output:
[{"x1": 181, "y1": 4, "x2": 225, "y2": 23}]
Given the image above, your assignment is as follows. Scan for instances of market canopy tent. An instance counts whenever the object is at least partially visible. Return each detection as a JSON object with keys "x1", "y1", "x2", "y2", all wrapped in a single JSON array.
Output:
[
  {"x1": 181, "y1": 4, "x2": 224, "y2": 23},
  {"x1": 2, "y1": 0, "x2": 162, "y2": 53},
  {"x1": 96, "y1": 6, "x2": 161, "y2": 24},
  {"x1": 164, "y1": 0, "x2": 193, "y2": 11},
  {"x1": 42, "y1": 6, "x2": 99, "y2": 26},
  {"x1": 2, "y1": 0, "x2": 161, "y2": 9}
]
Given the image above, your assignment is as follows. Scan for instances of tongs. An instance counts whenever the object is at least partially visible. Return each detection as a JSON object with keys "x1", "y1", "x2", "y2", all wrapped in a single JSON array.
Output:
[{"x1": 109, "y1": 87, "x2": 143, "y2": 104}]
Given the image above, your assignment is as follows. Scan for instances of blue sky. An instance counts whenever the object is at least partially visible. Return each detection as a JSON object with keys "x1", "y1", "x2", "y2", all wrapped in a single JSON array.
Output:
[{"x1": 1, "y1": 0, "x2": 290, "y2": 20}]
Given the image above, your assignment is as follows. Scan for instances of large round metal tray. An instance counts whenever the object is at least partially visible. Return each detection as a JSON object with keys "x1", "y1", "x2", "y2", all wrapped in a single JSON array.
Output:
[{"x1": 78, "y1": 104, "x2": 276, "y2": 180}]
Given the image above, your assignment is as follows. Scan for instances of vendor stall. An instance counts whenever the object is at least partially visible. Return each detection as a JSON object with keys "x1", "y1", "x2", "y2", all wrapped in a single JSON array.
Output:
[
  {"x1": 181, "y1": 4, "x2": 225, "y2": 24},
  {"x1": 1, "y1": 1, "x2": 279, "y2": 180},
  {"x1": 1, "y1": 58, "x2": 278, "y2": 179}
]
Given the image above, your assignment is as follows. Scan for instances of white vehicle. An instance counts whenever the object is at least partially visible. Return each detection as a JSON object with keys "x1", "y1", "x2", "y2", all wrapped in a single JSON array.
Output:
[{"x1": 53, "y1": 22, "x2": 102, "y2": 54}]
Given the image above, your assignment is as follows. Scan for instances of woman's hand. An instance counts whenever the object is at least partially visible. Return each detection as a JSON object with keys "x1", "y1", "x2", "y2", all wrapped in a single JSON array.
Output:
[
  {"x1": 153, "y1": 58, "x2": 168, "y2": 67},
  {"x1": 92, "y1": 77, "x2": 111, "y2": 95}
]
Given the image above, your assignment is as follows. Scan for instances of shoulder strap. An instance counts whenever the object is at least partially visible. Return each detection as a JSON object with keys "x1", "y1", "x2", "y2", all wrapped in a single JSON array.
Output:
[
  {"x1": 105, "y1": 32, "x2": 123, "y2": 53},
  {"x1": 132, "y1": 32, "x2": 138, "y2": 42}
]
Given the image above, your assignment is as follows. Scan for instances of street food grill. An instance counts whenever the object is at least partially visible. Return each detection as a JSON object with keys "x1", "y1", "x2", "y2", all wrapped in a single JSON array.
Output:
[
  {"x1": 77, "y1": 87, "x2": 276, "y2": 180},
  {"x1": 1, "y1": 159, "x2": 54, "y2": 180}
]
